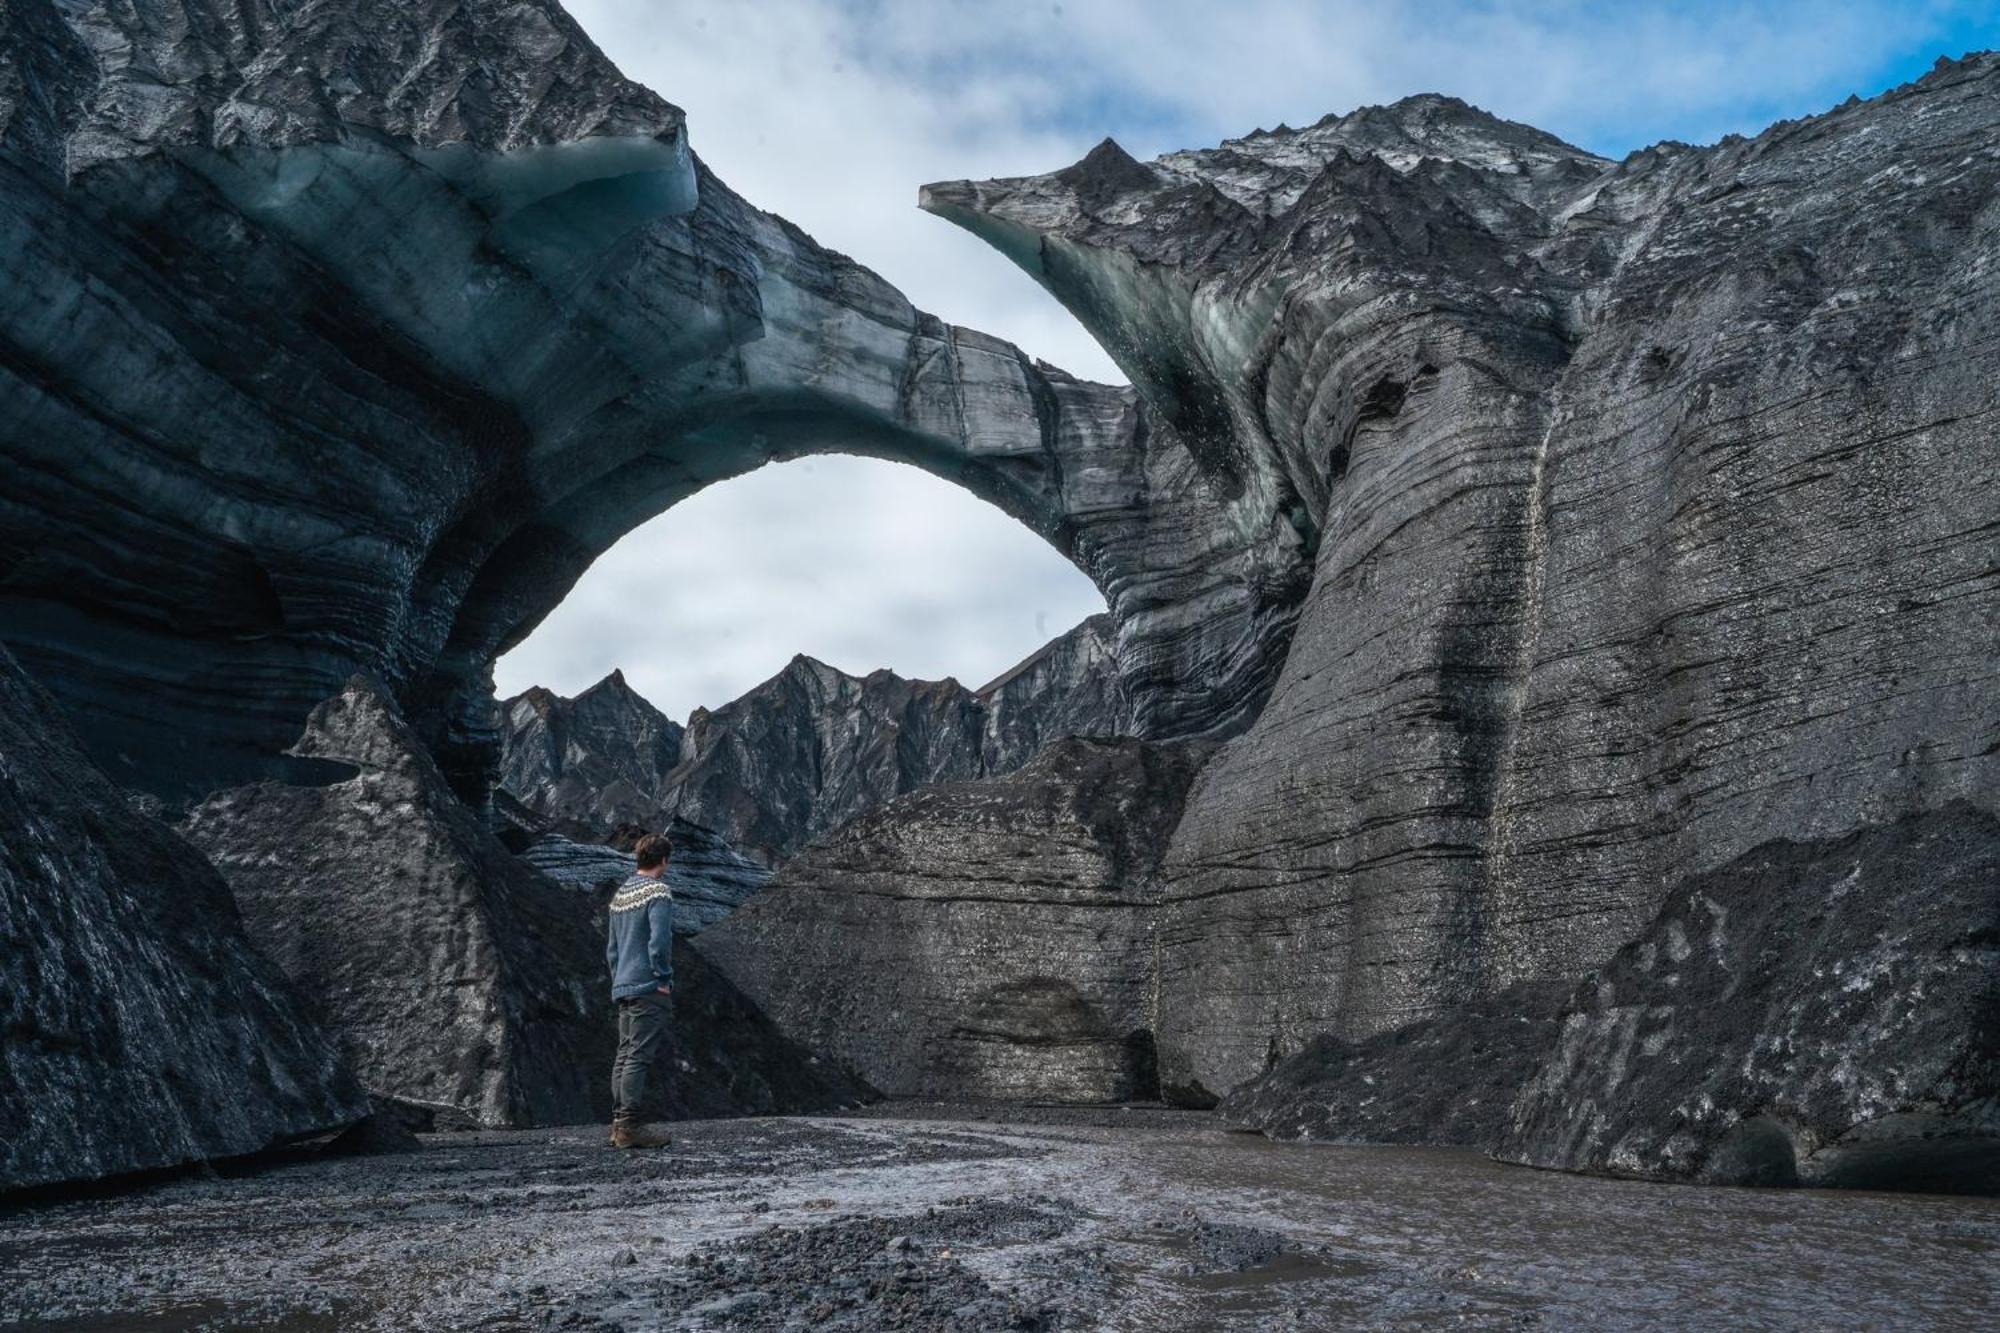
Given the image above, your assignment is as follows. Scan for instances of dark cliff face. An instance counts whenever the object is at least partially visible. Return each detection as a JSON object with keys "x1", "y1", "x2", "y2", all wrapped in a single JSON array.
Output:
[
  {"x1": 182, "y1": 676, "x2": 614, "y2": 1130},
  {"x1": 0, "y1": 645, "x2": 365, "y2": 1190},
  {"x1": 498, "y1": 669, "x2": 685, "y2": 834},
  {"x1": 498, "y1": 614, "x2": 1133, "y2": 865},
  {"x1": 693, "y1": 737, "x2": 1209, "y2": 1103},
  {"x1": 926, "y1": 58, "x2": 2000, "y2": 1096}
]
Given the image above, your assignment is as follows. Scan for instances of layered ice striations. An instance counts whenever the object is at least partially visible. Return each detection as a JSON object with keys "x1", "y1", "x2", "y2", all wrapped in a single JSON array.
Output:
[
  {"x1": 1, "y1": 0, "x2": 1285, "y2": 806},
  {"x1": 924, "y1": 63, "x2": 2000, "y2": 1104}
]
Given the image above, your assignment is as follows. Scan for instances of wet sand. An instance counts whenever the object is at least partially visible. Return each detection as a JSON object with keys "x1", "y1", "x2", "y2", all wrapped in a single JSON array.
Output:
[{"x1": 2, "y1": 1111, "x2": 1994, "y2": 1331}]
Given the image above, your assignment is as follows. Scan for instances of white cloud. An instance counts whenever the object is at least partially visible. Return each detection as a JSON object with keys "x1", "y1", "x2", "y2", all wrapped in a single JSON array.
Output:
[
  {"x1": 503, "y1": 0, "x2": 1987, "y2": 718},
  {"x1": 493, "y1": 457, "x2": 1107, "y2": 718}
]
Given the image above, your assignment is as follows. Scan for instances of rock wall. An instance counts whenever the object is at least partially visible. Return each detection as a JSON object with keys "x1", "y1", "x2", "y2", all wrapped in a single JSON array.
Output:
[
  {"x1": 926, "y1": 59, "x2": 2000, "y2": 1098},
  {"x1": 500, "y1": 614, "x2": 1133, "y2": 865},
  {"x1": 0, "y1": 645, "x2": 364, "y2": 1190},
  {"x1": 695, "y1": 738, "x2": 1207, "y2": 1103},
  {"x1": 183, "y1": 677, "x2": 613, "y2": 1130}
]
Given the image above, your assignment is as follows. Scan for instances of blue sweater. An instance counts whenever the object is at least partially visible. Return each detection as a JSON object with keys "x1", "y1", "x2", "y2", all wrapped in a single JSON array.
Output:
[{"x1": 606, "y1": 873, "x2": 674, "y2": 1000}]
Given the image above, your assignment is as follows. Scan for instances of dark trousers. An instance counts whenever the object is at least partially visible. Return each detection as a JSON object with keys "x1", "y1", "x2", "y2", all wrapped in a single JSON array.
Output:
[{"x1": 612, "y1": 992, "x2": 672, "y2": 1123}]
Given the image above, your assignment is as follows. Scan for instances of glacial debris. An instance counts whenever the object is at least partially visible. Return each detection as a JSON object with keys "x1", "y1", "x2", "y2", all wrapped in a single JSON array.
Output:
[
  {"x1": 1497, "y1": 804, "x2": 2000, "y2": 1193},
  {"x1": 0, "y1": 645, "x2": 364, "y2": 1190}
]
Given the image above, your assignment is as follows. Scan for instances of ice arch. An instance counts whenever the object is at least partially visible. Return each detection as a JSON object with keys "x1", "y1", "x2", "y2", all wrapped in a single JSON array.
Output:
[{"x1": 0, "y1": 123, "x2": 1306, "y2": 802}]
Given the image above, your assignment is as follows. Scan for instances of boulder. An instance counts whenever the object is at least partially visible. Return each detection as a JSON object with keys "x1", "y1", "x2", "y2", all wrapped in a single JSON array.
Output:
[
  {"x1": 1496, "y1": 804, "x2": 2000, "y2": 1193},
  {"x1": 0, "y1": 645, "x2": 364, "y2": 1190},
  {"x1": 1218, "y1": 983, "x2": 1567, "y2": 1147}
]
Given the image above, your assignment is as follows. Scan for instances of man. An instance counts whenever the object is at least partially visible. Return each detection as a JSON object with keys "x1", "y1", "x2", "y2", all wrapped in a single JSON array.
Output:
[{"x1": 605, "y1": 832, "x2": 676, "y2": 1149}]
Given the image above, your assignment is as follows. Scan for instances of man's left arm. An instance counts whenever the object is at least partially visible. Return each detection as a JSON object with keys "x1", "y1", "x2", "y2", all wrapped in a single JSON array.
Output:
[{"x1": 647, "y1": 892, "x2": 674, "y2": 993}]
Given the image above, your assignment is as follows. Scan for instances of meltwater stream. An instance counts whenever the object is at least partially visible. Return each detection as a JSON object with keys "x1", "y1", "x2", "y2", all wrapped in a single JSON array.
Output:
[{"x1": 1, "y1": 1110, "x2": 1992, "y2": 1331}]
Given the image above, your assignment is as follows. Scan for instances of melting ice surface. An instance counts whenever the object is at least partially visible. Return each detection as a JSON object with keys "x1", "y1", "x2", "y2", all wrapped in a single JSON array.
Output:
[{"x1": 182, "y1": 129, "x2": 705, "y2": 418}]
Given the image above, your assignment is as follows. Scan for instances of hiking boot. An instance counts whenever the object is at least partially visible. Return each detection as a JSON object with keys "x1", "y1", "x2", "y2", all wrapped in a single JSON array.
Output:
[{"x1": 611, "y1": 1120, "x2": 672, "y2": 1150}]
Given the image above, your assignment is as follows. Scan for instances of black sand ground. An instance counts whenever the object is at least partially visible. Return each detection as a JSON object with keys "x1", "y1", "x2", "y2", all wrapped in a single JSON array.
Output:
[{"x1": 2, "y1": 1112, "x2": 1995, "y2": 1330}]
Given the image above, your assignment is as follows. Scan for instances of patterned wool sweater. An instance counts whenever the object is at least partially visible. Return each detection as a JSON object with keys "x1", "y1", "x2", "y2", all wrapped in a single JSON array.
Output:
[{"x1": 606, "y1": 872, "x2": 674, "y2": 1000}]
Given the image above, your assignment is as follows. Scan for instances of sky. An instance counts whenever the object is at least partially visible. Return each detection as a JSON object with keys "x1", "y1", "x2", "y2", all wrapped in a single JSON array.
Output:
[{"x1": 495, "y1": 0, "x2": 1999, "y2": 719}]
